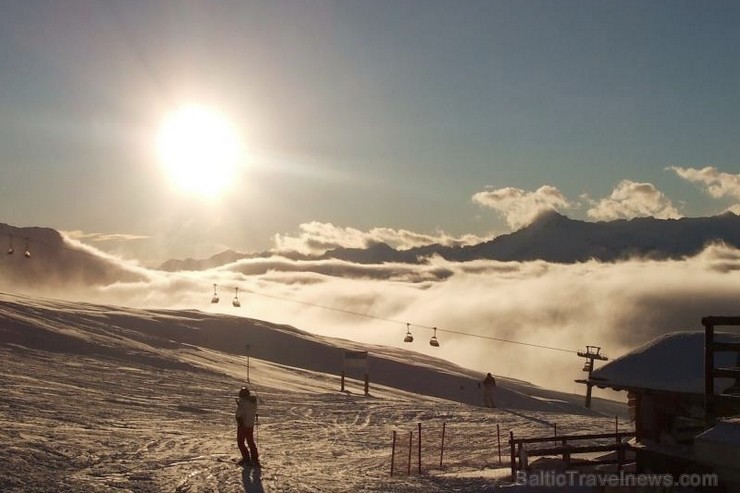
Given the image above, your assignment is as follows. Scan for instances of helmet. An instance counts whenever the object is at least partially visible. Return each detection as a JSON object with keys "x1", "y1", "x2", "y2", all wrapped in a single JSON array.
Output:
[{"x1": 238, "y1": 387, "x2": 250, "y2": 398}]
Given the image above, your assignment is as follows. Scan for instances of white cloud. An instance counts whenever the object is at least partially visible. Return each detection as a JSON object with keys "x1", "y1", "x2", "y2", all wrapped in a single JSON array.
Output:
[
  {"x1": 471, "y1": 185, "x2": 573, "y2": 230},
  {"x1": 37, "y1": 244, "x2": 740, "y2": 394},
  {"x1": 63, "y1": 230, "x2": 150, "y2": 242},
  {"x1": 669, "y1": 166, "x2": 740, "y2": 199},
  {"x1": 271, "y1": 221, "x2": 487, "y2": 255},
  {"x1": 5, "y1": 232, "x2": 740, "y2": 395},
  {"x1": 213, "y1": 245, "x2": 740, "y2": 394},
  {"x1": 585, "y1": 180, "x2": 681, "y2": 221}
]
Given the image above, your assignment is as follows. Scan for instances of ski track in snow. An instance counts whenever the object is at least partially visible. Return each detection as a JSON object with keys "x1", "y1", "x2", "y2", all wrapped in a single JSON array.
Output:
[{"x1": 0, "y1": 294, "x2": 624, "y2": 492}]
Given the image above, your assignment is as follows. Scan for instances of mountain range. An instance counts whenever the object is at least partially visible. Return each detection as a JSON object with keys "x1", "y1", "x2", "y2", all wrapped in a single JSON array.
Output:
[
  {"x1": 3, "y1": 212, "x2": 739, "y2": 284},
  {"x1": 159, "y1": 211, "x2": 740, "y2": 271},
  {"x1": 0, "y1": 224, "x2": 145, "y2": 289}
]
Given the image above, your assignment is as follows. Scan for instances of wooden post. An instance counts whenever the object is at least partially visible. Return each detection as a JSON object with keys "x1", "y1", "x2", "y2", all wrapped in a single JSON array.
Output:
[
  {"x1": 497, "y1": 424, "x2": 502, "y2": 464},
  {"x1": 245, "y1": 344, "x2": 251, "y2": 383},
  {"x1": 615, "y1": 414, "x2": 620, "y2": 469},
  {"x1": 509, "y1": 431, "x2": 516, "y2": 477},
  {"x1": 418, "y1": 422, "x2": 422, "y2": 475},
  {"x1": 704, "y1": 320, "x2": 715, "y2": 428},
  {"x1": 407, "y1": 431, "x2": 413, "y2": 476},
  {"x1": 342, "y1": 350, "x2": 368, "y2": 395},
  {"x1": 390, "y1": 431, "x2": 397, "y2": 476},
  {"x1": 440, "y1": 422, "x2": 446, "y2": 468},
  {"x1": 635, "y1": 392, "x2": 643, "y2": 440}
]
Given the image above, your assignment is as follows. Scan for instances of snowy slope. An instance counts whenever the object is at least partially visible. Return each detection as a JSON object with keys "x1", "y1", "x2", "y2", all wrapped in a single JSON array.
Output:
[{"x1": 0, "y1": 292, "x2": 626, "y2": 492}]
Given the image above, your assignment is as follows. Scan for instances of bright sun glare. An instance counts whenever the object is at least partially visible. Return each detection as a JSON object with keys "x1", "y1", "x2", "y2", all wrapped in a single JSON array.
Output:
[{"x1": 156, "y1": 105, "x2": 242, "y2": 197}]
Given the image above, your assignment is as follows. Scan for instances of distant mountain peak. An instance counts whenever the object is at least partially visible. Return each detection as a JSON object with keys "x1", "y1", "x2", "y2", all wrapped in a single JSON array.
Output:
[
  {"x1": 155, "y1": 212, "x2": 740, "y2": 270},
  {"x1": 526, "y1": 209, "x2": 570, "y2": 228}
]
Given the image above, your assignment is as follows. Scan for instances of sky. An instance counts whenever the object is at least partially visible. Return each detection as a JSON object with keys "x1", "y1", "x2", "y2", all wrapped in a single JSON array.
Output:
[{"x1": 2, "y1": 0, "x2": 740, "y2": 264}]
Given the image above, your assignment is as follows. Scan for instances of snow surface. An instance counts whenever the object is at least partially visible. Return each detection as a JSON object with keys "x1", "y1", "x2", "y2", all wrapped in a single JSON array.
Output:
[
  {"x1": 695, "y1": 417, "x2": 740, "y2": 445},
  {"x1": 1, "y1": 291, "x2": 628, "y2": 492},
  {"x1": 590, "y1": 331, "x2": 740, "y2": 394}
]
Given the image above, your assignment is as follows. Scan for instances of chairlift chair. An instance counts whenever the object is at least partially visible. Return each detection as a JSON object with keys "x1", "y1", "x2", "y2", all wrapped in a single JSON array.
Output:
[
  {"x1": 232, "y1": 287, "x2": 241, "y2": 308},
  {"x1": 577, "y1": 345, "x2": 608, "y2": 361},
  {"x1": 211, "y1": 284, "x2": 220, "y2": 304},
  {"x1": 404, "y1": 323, "x2": 414, "y2": 343},
  {"x1": 429, "y1": 327, "x2": 440, "y2": 347},
  {"x1": 7, "y1": 235, "x2": 13, "y2": 255},
  {"x1": 23, "y1": 238, "x2": 30, "y2": 259}
]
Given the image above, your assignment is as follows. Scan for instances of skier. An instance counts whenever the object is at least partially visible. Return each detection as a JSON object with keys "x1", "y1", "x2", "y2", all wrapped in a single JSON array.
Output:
[
  {"x1": 235, "y1": 387, "x2": 260, "y2": 466},
  {"x1": 479, "y1": 372, "x2": 496, "y2": 408}
]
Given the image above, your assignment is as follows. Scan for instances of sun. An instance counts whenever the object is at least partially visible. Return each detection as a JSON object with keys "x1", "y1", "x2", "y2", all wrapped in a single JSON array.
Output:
[{"x1": 156, "y1": 105, "x2": 243, "y2": 198}]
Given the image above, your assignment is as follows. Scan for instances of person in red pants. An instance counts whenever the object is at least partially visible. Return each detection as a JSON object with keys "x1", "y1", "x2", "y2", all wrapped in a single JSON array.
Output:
[{"x1": 235, "y1": 387, "x2": 260, "y2": 466}]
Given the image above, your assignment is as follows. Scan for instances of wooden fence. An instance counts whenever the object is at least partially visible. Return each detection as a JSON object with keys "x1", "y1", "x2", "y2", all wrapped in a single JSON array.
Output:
[
  {"x1": 509, "y1": 430, "x2": 634, "y2": 477},
  {"x1": 390, "y1": 421, "x2": 506, "y2": 476}
]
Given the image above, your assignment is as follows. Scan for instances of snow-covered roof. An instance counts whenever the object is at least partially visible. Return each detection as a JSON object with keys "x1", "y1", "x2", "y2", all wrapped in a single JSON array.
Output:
[
  {"x1": 695, "y1": 418, "x2": 740, "y2": 474},
  {"x1": 590, "y1": 331, "x2": 740, "y2": 394},
  {"x1": 696, "y1": 417, "x2": 740, "y2": 445}
]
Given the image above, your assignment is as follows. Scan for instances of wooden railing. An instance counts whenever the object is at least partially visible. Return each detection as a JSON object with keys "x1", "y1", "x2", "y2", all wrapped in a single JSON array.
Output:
[
  {"x1": 509, "y1": 430, "x2": 634, "y2": 477},
  {"x1": 702, "y1": 316, "x2": 740, "y2": 428}
]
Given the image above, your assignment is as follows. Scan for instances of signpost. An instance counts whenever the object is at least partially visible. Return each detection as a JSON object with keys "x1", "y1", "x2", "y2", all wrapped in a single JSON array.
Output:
[{"x1": 341, "y1": 350, "x2": 369, "y2": 395}]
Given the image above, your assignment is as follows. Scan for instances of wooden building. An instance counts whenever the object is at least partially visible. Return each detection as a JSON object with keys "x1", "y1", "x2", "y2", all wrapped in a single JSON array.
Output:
[{"x1": 578, "y1": 331, "x2": 740, "y2": 479}]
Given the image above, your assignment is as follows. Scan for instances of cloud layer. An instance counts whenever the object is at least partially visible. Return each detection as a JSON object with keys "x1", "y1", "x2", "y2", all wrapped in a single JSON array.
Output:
[
  {"x1": 63, "y1": 231, "x2": 150, "y2": 243},
  {"x1": 6, "y1": 235, "x2": 739, "y2": 398},
  {"x1": 271, "y1": 221, "x2": 487, "y2": 255},
  {"x1": 5, "y1": 166, "x2": 740, "y2": 398}
]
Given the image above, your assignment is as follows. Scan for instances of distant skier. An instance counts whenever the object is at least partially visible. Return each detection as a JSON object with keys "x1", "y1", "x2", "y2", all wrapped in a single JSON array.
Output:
[
  {"x1": 235, "y1": 387, "x2": 260, "y2": 466},
  {"x1": 479, "y1": 372, "x2": 496, "y2": 408}
]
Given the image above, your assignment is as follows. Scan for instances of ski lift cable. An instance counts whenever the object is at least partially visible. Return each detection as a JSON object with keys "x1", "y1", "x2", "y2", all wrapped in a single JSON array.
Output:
[
  {"x1": 218, "y1": 284, "x2": 579, "y2": 354},
  {"x1": 0, "y1": 225, "x2": 579, "y2": 355}
]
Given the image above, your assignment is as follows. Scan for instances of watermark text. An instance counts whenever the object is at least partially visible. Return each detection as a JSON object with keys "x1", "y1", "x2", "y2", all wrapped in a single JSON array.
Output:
[{"x1": 516, "y1": 470, "x2": 719, "y2": 488}]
